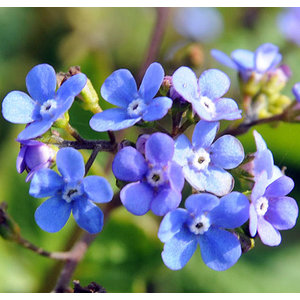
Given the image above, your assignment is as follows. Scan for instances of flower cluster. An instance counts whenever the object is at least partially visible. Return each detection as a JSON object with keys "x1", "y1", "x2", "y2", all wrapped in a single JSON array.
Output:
[{"x1": 1, "y1": 44, "x2": 299, "y2": 274}]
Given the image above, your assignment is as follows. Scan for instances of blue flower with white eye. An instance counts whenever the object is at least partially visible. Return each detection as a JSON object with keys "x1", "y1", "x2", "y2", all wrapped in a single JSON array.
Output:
[
  {"x1": 158, "y1": 192, "x2": 249, "y2": 271},
  {"x1": 2, "y1": 64, "x2": 87, "y2": 141},
  {"x1": 89, "y1": 62, "x2": 173, "y2": 132},
  {"x1": 112, "y1": 132, "x2": 184, "y2": 216},
  {"x1": 172, "y1": 67, "x2": 241, "y2": 121},
  {"x1": 211, "y1": 43, "x2": 282, "y2": 81},
  {"x1": 29, "y1": 148, "x2": 113, "y2": 234},
  {"x1": 173, "y1": 120, "x2": 244, "y2": 196},
  {"x1": 249, "y1": 171, "x2": 298, "y2": 246}
]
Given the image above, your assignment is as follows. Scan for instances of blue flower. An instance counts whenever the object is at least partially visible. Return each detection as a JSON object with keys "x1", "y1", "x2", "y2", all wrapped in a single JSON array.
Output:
[
  {"x1": 211, "y1": 43, "x2": 282, "y2": 81},
  {"x1": 278, "y1": 8, "x2": 300, "y2": 47},
  {"x1": 249, "y1": 171, "x2": 298, "y2": 246},
  {"x1": 29, "y1": 147, "x2": 113, "y2": 233},
  {"x1": 293, "y1": 82, "x2": 300, "y2": 101},
  {"x1": 173, "y1": 120, "x2": 244, "y2": 196},
  {"x1": 173, "y1": 7, "x2": 223, "y2": 43},
  {"x1": 89, "y1": 62, "x2": 173, "y2": 132},
  {"x1": 112, "y1": 132, "x2": 184, "y2": 216},
  {"x1": 2, "y1": 64, "x2": 87, "y2": 141},
  {"x1": 172, "y1": 67, "x2": 241, "y2": 121},
  {"x1": 158, "y1": 192, "x2": 249, "y2": 271},
  {"x1": 17, "y1": 140, "x2": 56, "y2": 182}
]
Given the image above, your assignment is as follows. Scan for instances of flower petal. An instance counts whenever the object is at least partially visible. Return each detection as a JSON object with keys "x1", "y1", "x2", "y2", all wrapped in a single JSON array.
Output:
[
  {"x1": 172, "y1": 66, "x2": 199, "y2": 102},
  {"x1": 182, "y1": 165, "x2": 207, "y2": 191},
  {"x1": 139, "y1": 62, "x2": 164, "y2": 102},
  {"x1": 158, "y1": 208, "x2": 189, "y2": 243},
  {"x1": 35, "y1": 196, "x2": 71, "y2": 233},
  {"x1": 185, "y1": 193, "x2": 220, "y2": 216},
  {"x1": 142, "y1": 96, "x2": 172, "y2": 121},
  {"x1": 198, "y1": 69, "x2": 230, "y2": 100},
  {"x1": 100, "y1": 69, "x2": 138, "y2": 108},
  {"x1": 16, "y1": 146, "x2": 27, "y2": 173},
  {"x1": 255, "y1": 43, "x2": 280, "y2": 73},
  {"x1": 173, "y1": 134, "x2": 193, "y2": 166},
  {"x1": 29, "y1": 168, "x2": 64, "y2": 198},
  {"x1": 56, "y1": 73, "x2": 87, "y2": 102},
  {"x1": 83, "y1": 176, "x2": 113, "y2": 203},
  {"x1": 151, "y1": 187, "x2": 182, "y2": 216},
  {"x1": 167, "y1": 161, "x2": 185, "y2": 192},
  {"x1": 209, "y1": 192, "x2": 249, "y2": 229},
  {"x1": 231, "y1": 49, "x2": 255, "y2": 70},
  {"x1": 190, "y1": 99, "x2": 214, "y2": 121},
  {"x1": 17, "y1": 119, "x2": 53, "y2": 141},
  {"x1": 251, "y1": 171, "x2": 268, "y2": 201},
  {"x1": 264, "y1": 175, "x2": 294, "y2": 198},
  {"x1": 198, "y1": 227, "x2": 241, "y2": 271},
  {"x1": 292, "y1": 82, "x2": 300, "y2": 101},
  {"x1": 253, "y1": 149, "x2": 274, "y2": 179},
  {"x1": 211, "y1": 49, "x2": 238, "y2": 69},
  {"x1": 210, "y1": 134, "x2": 244, "y2": 169},
  {"x1": 203, "y1": 166, "x2": 234, "y2": 197},
  {"x1": 26, "y1": 64, "x2": 56, "y2": 104},
  {"x1": 90, "y1": 108, "x2": 140, "y2": 132},
  {"x1": 249, "y1": 203, "x2": 258, "y2": 237},
  {"x1": 145, "y1": 132, "x2": 174, "y2": 166},
  {"x1": 72, "y1": 198, "x2": 104, "y2": 234},
  {"x1": 162, "y1": 228, "x2": 197, "y2": 270},
  {"x1": 192, "y1": 120, "x2": 219, "y2": 149},
  {"x1": 265, "y1": 196, "x2": 298, "y2": 230},
  {"x1": 112, "y1": 146, "x2": 147, "y2": 182},
  {"x1": 2, "y1": 91, "x2": 37, "y2": 124},
  {"x1": 120, "y1": 182, "x2": 154, "y2": 216},
  {"x1": 257, "y1": 217, "x2": 281, "y2": 246},
  {"x1": 56, "y1": 148, "x2": 85, "y2": 182},
  {"x1": 214, "y1": 97, "x2": 242, "y2": 120}
]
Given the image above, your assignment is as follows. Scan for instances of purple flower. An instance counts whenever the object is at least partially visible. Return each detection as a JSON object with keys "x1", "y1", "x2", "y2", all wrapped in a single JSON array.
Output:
[
  {"x1": 278, "y1": 8, "x2": 300, "y2": 46},
  {"x1": 2, "y1": 64, "x2": 87, "y2": 141},
  {"x1": 158, "y1": 192, "x2": 249, "y2": 271},
  {"x1": 172, "y1": 67, "x2": 241, "y2": 121},
  {"x1": 112, "y1": 132, "x2": 184, "y2": 216},
  {"x1": 173, "y1": 7, "x2": 223, "y2": 43},
  {"x1": 29, "y1": 148, "x2": 113, "y2": 233},
  {"x1": 211, "y1": 43, "x2": 282, "y2": 81},
  {"x1": 89, "y1": 63, "x2": 172, "y2": 132},
  {"x1": 17, "y1": 140, "x2": 55, "y2": 182},
  {"x1": 293, "y1": 82, "x2": 300, "y2": 101},
  {"x1": 249, "y1": 171, "x2": 298, "y2": 246},
  {"x1": 248, "y1": 130, "x2": 282, "y2": 183},
  {"x1": 173, "y1": 120, "x2": 244, "y2": 196}
]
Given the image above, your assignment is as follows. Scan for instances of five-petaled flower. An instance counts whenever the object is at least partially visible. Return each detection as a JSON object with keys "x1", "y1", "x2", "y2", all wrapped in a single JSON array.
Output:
[
  {"x1": 112, "y1": 132, "x2": 184, "y2": 216},
  {"x1": 249, "y1": 171, "x2": 298, "y2": 246},
  {"x1": 2, "y1": 64, "x2": 87, "y2": 141},
  {"x1": 158, "y1": 192, "x2": 249, "y2": 271},
  {"x1": 29, "y1": 147, "x2": 113, "y2": 234},
  {"x1": 89, "y1": 62, "x2": 173, "y2": 132},
  {"x1": 172, "y1": 67, "x2": 242, "y2": 121},
  {"x1": 173, "y1": 120, "x2": 244, "y2": 196},
  {"x1": 211, "y1": 43, "x2": 282, "y2": 81}
]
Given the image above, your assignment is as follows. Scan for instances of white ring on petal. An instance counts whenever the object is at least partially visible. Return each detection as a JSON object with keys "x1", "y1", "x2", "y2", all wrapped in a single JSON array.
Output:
[
  {"x1": 189, "y1": 214, "x2": 210, "y2": 235},
  {"x1": 255, "y1": 196, "x2": 269, "y2": 216},
  {"x1": 189, "y1": 148, "x2": 211, "y2": 171},
  {"x1": 127, "y1": 98, "x2": 146, "y2": 117},
  {"x1": 199, "y1": 96, "x2": 216, "y2": 115}
]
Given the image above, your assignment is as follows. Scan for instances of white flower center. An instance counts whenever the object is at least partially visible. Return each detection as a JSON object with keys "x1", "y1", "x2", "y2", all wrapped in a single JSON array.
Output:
[
  {"x1": 127, "y1": 99, "x2": 146, "y2": 117},
  {"x1": 255, "y1": 196, "x2": 269, "y2": 216},
  {"x1": 62, "y1": 183, "x2": 83, "y2": 203},
  {"x1": 189, "y1": 215, "x2": 210, "y2": 235},
  {"x1": 199, "y1": 96, "x2": 216, "y2": 115},
  {"x1": 146, "y1": 168, "x2": 166, "y2": 187},
  {"x1": 40, "y1": 99, "x2": 57, "y2": 118},
  {"x1": 190, "y1": 148, "x2": 211, "y2": 171}
]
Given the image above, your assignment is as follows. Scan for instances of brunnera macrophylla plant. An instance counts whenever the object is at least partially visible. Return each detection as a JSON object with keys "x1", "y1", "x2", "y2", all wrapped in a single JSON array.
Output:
[{"x1": 1, "y1": 43, "x2": 300, "y2": 277}]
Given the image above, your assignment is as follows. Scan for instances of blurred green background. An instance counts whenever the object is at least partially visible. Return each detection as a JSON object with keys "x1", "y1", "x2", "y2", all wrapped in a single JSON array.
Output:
[{"x1": 1, "y1": 7, "x2": 300, "y2": 293}]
